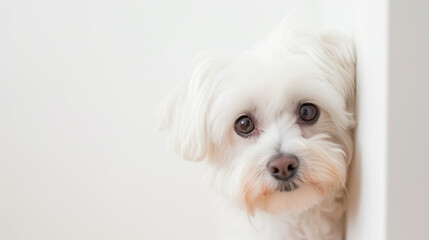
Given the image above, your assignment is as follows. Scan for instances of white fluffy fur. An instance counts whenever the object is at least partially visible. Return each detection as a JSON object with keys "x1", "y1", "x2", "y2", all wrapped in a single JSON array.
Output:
[{"x1": 158, "y1": 17, "x2": 356, "y2": 240}]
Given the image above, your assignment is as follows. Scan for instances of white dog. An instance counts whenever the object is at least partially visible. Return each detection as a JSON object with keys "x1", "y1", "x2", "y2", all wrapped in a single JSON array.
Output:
[{"x1": 158, "y1": 18, "x2": 355, "y2": 240}]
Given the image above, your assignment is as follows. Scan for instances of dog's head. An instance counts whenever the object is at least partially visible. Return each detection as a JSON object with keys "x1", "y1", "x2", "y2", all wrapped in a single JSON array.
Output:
[{"x1": 158, "y1": 19, "x2": 355, "y2": 215}]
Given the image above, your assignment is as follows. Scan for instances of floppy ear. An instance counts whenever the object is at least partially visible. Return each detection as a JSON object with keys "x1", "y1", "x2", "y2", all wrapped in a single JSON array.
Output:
[
  {"x1": 157, "y1": 51, "x2": 231, "y2": 161},
  {"x1": 320, "y1": 31, "x2": 356, "y2": 112}
]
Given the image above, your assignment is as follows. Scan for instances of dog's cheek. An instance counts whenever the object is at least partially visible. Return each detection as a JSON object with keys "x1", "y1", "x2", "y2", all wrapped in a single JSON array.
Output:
[
  {"x1": 303, "y1": 143, "x2": 347, "y2": 196},
  {"x1": 239, "y1": 165, "x2": 269, "y2": 216}
]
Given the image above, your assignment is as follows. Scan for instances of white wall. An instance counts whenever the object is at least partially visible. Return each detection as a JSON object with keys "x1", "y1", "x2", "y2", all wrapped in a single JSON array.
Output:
[
  {"x1": 0, "y1": 1, "x2": 354, "y2": 240},
  {"x1": 347, "y1": 0, "x2": 429, "y2": 239},
  {"x1": 346, "y1": 0, "x2": 388, "y2": 239},
  {"x1": 386, "y1": 1, "x2": 429, "y2": 239}
]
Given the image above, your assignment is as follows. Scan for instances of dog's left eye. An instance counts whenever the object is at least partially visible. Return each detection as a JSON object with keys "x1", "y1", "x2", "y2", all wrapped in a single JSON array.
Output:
[
  {"x1": 299, "y1": 103, "x2": 319, "y2": 124},
  {"x1": 234, "y1": 116, "x2": 254, "y2": 137}
]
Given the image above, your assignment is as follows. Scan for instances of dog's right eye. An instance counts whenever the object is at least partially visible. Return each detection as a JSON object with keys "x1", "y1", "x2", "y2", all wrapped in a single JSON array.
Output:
[{"x1": 234, "y1": 116, "x2": 254, "y2": 137}]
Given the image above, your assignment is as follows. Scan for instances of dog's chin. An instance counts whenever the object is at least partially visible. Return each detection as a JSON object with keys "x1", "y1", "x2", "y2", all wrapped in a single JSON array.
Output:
[
  {"x1": 240, "y1": 172, "x2": 322, "y2": 215},
  {"x1": 241, "y1": 182, "x2": 324, "y2": 216}
]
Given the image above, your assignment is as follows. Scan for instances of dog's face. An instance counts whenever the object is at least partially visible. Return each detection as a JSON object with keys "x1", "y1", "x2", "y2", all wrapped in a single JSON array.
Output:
[{"x1": 159, "y1": 21, "x2": 355, "y2": 215}]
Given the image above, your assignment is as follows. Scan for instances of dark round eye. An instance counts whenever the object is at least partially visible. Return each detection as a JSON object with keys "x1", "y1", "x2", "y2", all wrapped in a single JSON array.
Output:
[
  {"x1": 299, "y1": 103, "x2": 319, "y2": 123},
  {"x1": 234, "y1": 116, "x2": 254, "y2": 137}
]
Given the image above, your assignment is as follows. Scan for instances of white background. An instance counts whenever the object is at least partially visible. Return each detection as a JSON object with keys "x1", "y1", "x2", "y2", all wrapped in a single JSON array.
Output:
[{"x1": 7, "y1": 0, "x2": 427, "y2": 240}]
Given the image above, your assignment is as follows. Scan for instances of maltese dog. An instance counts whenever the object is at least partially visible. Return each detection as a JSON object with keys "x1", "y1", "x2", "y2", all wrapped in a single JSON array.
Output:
[{"x1": 158, "y1": 17, "x2": 355, "y2": 240}]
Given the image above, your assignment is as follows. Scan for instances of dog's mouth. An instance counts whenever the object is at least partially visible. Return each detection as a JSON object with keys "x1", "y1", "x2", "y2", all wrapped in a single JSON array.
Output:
[{"x1": 275, "y1": 179, "x2": 301, "y2": 192}]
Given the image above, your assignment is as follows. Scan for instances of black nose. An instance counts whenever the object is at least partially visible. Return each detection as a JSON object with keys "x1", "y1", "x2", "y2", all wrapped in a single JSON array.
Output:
[{"x1": 267, "y1": 155, "x2": 299, "y2": 181}]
